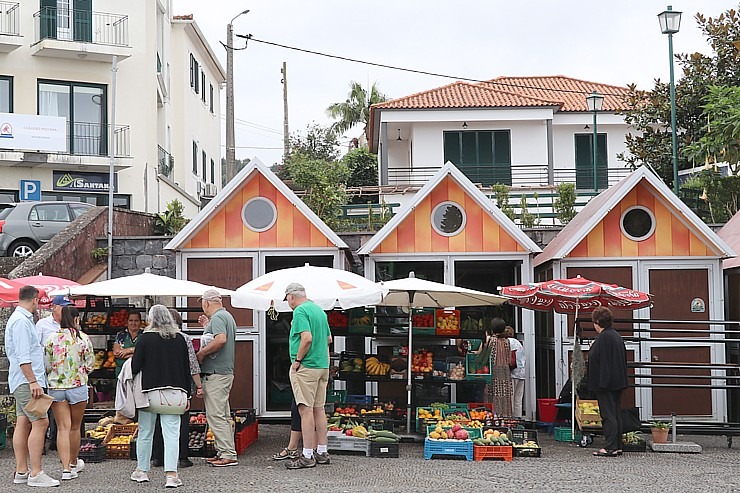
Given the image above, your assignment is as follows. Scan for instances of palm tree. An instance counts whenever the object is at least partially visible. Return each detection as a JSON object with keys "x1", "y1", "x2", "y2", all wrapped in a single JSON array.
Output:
[{"x1": 326, "y1": 81, "x2": 388, "y2": 137}]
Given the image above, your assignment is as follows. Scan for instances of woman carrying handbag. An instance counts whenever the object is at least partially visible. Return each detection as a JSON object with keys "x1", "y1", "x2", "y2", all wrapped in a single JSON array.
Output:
[{"x1": 130, "y1": 305, "x2": 191, "y2": 489}]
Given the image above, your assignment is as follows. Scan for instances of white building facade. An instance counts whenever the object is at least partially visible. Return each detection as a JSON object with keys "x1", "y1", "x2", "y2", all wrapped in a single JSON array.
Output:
[{"x1": 0, "y1": 1, "x2": 224, "y2": 217}]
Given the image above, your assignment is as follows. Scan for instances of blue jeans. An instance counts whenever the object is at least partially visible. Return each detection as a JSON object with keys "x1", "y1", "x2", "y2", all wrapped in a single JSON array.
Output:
[{"x1": 137, "y1": 410, "x2": 181, "y2": 473}]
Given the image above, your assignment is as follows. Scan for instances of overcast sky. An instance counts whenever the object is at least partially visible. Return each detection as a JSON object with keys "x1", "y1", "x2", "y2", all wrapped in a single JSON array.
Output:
[{"x1": 173, "y1": 0, "x2": 736, "y2": 166}]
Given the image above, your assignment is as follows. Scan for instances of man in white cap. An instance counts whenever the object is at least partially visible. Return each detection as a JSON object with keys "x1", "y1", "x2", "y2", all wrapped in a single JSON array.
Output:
[
  {"x1": 36, "y1": 294, "x2": 73, "y2": 344},
  {"x1": 284, "y1": 282, "x2": 332, "y2": 469},
  {"x1": 196, "y1": 289, "x2": 238, "y2": 467}
]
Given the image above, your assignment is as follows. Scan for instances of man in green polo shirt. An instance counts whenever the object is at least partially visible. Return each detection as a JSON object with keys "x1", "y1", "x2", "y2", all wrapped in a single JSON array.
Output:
[
  {"x1": 196, "y1": 289, "x2": 237, "y2": 467},
  {"x1": 284, "y1": 282, "x2": 332, "y2": 470}
]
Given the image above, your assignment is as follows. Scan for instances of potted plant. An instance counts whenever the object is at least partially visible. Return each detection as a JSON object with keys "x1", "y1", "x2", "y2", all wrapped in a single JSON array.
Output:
[
  {"x1": 622, "y1": 431, "x2": 646, "y2": 452},
  {"x1": 649, "y1": 421, "x2": 671, "y2": 444}
]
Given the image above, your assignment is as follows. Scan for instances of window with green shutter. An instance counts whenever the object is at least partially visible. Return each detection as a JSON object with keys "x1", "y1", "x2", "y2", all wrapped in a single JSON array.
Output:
[
  {"x1": 574, "y1": 133, "x2": 608, "y2": 190},
  {"x1": 73, "y1": 0, "x2": 92, "y2": 42},
  {"x1": 443, "y1": 130, "x2": 511, "y2": 186}
]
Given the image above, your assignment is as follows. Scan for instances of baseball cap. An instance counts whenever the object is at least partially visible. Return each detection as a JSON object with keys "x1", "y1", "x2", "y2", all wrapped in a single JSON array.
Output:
[
  {"x1": 51, "y1": 295, "x2": 73, "y2": 306},
  {"x1": 283, "y1": 282, "x2": 305, "y2": 301},
  {"x1": 199, "y1": 289, "x2": 222, "y2": 302}
]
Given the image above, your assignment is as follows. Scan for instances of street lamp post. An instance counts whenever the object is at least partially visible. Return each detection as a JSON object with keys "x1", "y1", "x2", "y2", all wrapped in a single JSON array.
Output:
[
  {"x1": 226, "y1": 9, "x2": 250, "y2": 183},
  {"x1": 585, "y1": 91, "x2": 604, "y2": 192},
  {"x1": 658, "y1": 5, "x2": 682, "y2": 195}
]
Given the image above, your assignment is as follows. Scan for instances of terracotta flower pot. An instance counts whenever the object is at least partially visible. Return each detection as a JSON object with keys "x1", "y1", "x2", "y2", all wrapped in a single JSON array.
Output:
[{"x1": 650, "y1": 427, "x2": 669, "y2": 444}]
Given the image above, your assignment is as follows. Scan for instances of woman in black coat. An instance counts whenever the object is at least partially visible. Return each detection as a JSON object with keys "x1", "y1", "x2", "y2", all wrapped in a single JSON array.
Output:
[{"x1": 588, "y1": 306, "x2": 628, "y2": 457}]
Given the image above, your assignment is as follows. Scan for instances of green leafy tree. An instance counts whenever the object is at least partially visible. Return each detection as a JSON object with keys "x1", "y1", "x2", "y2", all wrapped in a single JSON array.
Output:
[
  {"x1": 618, "y1": 5, "x2": 740, "y2": 190},
  {"x1": 341, "y1": 148, "x2": 379, "y2": 204},
  {"x1": 277, "y1": 124, "x2": 340, "y2": 182},
  {"x1": 491, "y1": 184, "x2": 516, "y2": 222},
  {"x1": 684, "y1": 85, "x2": 740, "y2": 174},
  {"x1": 154, "y1": 199, "x2": 188, "y2": 235},
  {"x1": 554, "y1": 183, "x2": 577, "y2": 225},
  {"x1": 285, "y1": 154, "x2": 349, "y2": 228},
  {"x1": 326, "y1": 81, "x2": 388, "y2": 136}
]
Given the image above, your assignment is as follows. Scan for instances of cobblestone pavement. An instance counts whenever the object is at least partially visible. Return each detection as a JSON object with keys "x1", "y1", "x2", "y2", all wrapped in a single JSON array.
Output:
[{"x1": 1, "y1": 424, "x2": 739, "y2": 492}]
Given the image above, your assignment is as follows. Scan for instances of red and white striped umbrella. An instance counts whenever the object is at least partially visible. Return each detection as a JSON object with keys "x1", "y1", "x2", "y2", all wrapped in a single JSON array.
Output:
[{"x1": 500, "y1": 276, "x2": 651, "y2": 314}]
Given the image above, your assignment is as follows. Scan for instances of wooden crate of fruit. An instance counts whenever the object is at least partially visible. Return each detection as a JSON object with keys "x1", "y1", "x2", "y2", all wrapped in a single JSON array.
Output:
[
  {"x1": 103, "y1": 424, "x2": 137, "y2": 459},
  {"x1": 576, "y1": 399, "x2": 603, "y2": 429}
]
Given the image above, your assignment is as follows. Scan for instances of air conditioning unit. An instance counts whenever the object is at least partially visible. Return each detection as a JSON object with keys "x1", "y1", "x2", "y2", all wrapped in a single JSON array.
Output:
[{"x1": 204, "y1": 183, "x2": 218, "y2": 197}]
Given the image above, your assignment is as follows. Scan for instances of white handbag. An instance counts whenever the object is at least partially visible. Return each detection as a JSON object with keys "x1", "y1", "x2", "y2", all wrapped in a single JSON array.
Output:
[{"x1": 144, "y1": 388, "x2": 188, "y2": 415}]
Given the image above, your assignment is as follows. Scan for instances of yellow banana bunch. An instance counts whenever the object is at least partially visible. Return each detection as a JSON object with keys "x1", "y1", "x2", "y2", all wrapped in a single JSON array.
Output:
[{"x1": 365, "y1": 357, "x2": 390, "y2": 376}]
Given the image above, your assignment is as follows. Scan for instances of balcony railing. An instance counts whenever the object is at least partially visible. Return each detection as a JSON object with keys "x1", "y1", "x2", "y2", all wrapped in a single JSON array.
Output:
[
  {"x1": 387, "y1": 164, "x2": 632, "y2": 190},
  {"x1": 56, "y1": 122, "x2": 130, "y2": 157},
  {"x1": 0, "y1": 2, "x2": 19, "y2": 35},
  {"x1": 34, "y1": 7, "x2": 129, "y2": 46},
  {"x1": 158, "y1": 145, "x2": 174, "y2": 179}
]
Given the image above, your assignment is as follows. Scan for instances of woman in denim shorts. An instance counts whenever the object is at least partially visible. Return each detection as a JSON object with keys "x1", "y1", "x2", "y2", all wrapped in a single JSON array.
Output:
[{"x1": 44, "y1": 306, "x2": 95, "y2": 481}]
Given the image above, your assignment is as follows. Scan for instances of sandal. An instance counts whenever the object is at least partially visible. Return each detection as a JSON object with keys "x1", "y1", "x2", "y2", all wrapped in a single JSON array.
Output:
[
  {"x1": 272, "y1": 448, "x2": 299, "y2": 461},
  {"x1": 592, "y1": 449, "x2": 619, "y2": 457}
]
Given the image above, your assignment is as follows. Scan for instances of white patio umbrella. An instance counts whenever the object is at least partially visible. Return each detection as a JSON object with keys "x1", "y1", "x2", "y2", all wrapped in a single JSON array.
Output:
[
  {"x1": 48, "y1": 269, "x2": 233, "y2": 298},
  {"x1": 231, "y1": 264, "x2": 386, "y2": 312},
  {"x1": 375, "y1": 272, "x2": 508, "y2": 433}
]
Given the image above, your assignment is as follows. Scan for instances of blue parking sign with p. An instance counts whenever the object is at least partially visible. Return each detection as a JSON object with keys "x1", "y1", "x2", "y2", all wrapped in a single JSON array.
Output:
[{"x1": 20, "y1": 180, "x2": 41, "y2": 201}]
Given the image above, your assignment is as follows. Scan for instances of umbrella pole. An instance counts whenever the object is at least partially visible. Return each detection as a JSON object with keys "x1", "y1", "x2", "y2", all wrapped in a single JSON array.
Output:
[
  {"x1": 406, "y1": 303, "x2": 413, "y2": 434},
  {"x1": 572, "y1": 303, "x2": 578, "y2": 442}
]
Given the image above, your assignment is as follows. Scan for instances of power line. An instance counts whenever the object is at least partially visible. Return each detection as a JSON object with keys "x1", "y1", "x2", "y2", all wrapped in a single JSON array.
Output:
[{"x1": 240, "y1": 35, "x2": 630, "y2": 98}]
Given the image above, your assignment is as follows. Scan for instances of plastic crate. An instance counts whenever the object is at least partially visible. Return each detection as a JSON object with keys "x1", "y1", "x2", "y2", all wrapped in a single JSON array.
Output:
[
  {"x1": 368, "y1": 441, "x2": 399, "y2": 458},
  {"x1": 411, "y1": 308, "x2": 435, "y2": 335},
  {"x1": 554, "y1": 426, "x2": 581, "y2": 443},
  {"x1": 435, "y1": 309, "x2": 460, "y2": 336},
  {"x1": 513, "y1": 445, "x2": 542, "y2": 457},
  {"x1": 465, "y1": 353, "x2": 492, "y2": 381},
  {"x1": 345, "y1": 394, "x2": 372, "y2": 404},
  {"x1": 81, "y1": 309, "x2": 109, "y2": 331},
  {"x1": 473, "y1": 444, "x2": 513, "y2": 461},
  {"x1": 537, "y1": 398, "x2": 559, "y2": 423},
  {"x1": 326, "y1": 389, "x2": 347, "y2": 404},
  {"x1": 424, "y1": 438, "x2": 473, "y2": 460},
  {"x1": 459, "y1": 309, "x2": 485, "y2": 338},
  {"x1": 326, "y1": 309, "x2": 349, "y2": 335},
  {"x1": 442, "y1": 409, "x2": 470, "y2": 423},
  {"x1": 78, "y1": 438, "x2": 106, "y2": 463},
  {"x1": 468, "y1": 402, "x2": 493, "y2": 411},
  {"x1": 339, "y1": 351, "x2": 365, "y2": 380},
  {"x1": 427, "y1": 425, "x2": 482, "y2": 440},
  {"x1": 510, "y1": 429, "x2": 539, "y2": 445},
  {"x1": 327, "y1": 435, "x2": 370, "y2": 454},
  {"x1": 348, "y1": 307, "x2": 374, "y2": 334},
  {"x1": 235, "y1": 421, "x2": 258, "y2": 455},
  {"x1": 416, "y1": 406, "x2": 442, "y2": 432},
  {"x1": 106, "y1": 306, "x2": 134, "y2": 331},
  {"x1": 622, "y1": 441, "x2": 647, "y2": 452},
  {"x1": 187, "y1": 424, "x2": 207, "y2": 457}
]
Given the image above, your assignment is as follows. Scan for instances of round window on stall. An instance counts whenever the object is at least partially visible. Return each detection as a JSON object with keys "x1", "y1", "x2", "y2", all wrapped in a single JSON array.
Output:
[
  {"x1": 620, "y1": 206, "x2": 656, "y2": 241},
  {"x1": 431, "y1": 201, "x2": 466, "y2": 236},
  {"x1": 241, "y1": 197, "x2": 277, "y2": 232}
]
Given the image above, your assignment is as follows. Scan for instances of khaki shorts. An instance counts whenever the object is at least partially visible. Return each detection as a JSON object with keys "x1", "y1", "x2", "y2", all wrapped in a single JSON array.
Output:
[
  {"x1": 13, "y1": 384, "x2": 47, "y2": 422},
  {"x1": 289, "y1": 366, "x2": 329, "y2": 408}
]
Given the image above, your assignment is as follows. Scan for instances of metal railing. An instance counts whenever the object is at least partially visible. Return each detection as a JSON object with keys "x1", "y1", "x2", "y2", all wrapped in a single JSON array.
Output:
[
  {"x1": 386, "y1": 163, "x2": 633, "y2": 190},
  {"x1": 60, "y1": 122, "x2": 130, "y2": 157},
  {"x1": 0, "y1": 1, "x2": 19, "y2": 35},
  {"x1": 34, "y1": 7, "x2": 129, "y2": 47},
  {"x1": 158, "y1": 145, "x2": 174, "y2": 179}
]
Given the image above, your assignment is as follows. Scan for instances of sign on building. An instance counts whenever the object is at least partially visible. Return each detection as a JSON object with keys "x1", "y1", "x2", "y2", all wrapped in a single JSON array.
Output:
[
  {"x1": 52, "y1": 171, "x2": 117, "y2": 192},
  {"x1": 19, "y1": 180, "x2": 41, "y2": 201},
  {"x1": 0, "y1": 113, "x2": 66, "y2": 153}
]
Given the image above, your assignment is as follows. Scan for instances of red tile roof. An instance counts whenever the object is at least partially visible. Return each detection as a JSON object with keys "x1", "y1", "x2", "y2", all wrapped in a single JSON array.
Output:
[
  {"x1": 483, "y1": 76, "x2": 630, "y2": 112},
  {"x1": 372, "y1": 81, "x2": 561, "y2": 110}
]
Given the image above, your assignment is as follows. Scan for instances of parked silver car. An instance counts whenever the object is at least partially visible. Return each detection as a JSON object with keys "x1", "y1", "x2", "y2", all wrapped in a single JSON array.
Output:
[{"x1": 0, "y1": 201, "x2": 94, "y2": 257}]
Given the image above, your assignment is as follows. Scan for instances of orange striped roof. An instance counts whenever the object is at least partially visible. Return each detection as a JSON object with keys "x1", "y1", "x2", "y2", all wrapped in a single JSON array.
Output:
[
  {"x1": 375, "y1": 175, "x2": 526, "y2": 254},
  {"x1": 183, "y1": 171, "x2": 334, "y2": 250}
]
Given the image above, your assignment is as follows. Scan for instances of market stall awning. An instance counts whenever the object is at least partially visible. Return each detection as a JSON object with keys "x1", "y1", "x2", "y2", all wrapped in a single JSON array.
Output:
[{"x1": 48, "y1": 271, "x2": 233, "y2": 298}]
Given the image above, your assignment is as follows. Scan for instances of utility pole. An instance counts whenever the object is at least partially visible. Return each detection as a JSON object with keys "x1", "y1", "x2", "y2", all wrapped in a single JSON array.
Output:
[
  {"x1": 225, "y1": 10, "x2": 249, "y2": 183},
  {"x1": 281, "y1": 62, "x2": 290, "y2": 157},
  {"x1": 225, "y1": 22, "x2": 236, "y2": 183}
]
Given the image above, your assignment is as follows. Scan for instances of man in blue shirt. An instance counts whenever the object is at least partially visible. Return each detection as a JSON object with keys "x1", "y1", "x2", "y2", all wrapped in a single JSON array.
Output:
[{"x1": 5, "y1": 285, "x2": 60, "y2": 487}]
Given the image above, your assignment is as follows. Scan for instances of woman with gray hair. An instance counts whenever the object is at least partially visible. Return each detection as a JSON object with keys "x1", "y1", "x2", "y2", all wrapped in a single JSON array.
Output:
[{"x1": 130, "y1": 305, "x2": 191, "y2": 488}]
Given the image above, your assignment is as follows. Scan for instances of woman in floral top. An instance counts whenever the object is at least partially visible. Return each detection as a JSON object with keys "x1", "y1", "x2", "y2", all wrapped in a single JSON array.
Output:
[{"x1": 44, "y1": 306, "x2": 95, "y2": 481}]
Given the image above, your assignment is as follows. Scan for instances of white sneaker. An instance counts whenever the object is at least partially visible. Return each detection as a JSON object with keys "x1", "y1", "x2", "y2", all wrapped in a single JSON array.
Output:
[
  {"x1": 130, "y1": 469, "x2": 150, "y2": 483},
  {"x1": 70, "y1": 459, "x2": 85, "y2": 474},
  {"x1": 165, "y1": 475, "x2": 183, "y2": 488},
  {"x1": 27, "y1": 471, "x2": 60, "y2": 488},
  {"x1": 13, "y1": 470, "x2": 29, "y2": 484},
  {"x1": 61, "y1": 470, "x2": 78, "y2": 480}
]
